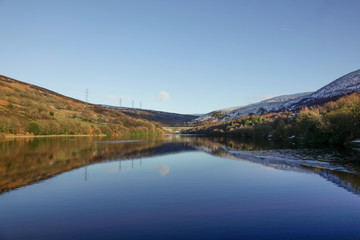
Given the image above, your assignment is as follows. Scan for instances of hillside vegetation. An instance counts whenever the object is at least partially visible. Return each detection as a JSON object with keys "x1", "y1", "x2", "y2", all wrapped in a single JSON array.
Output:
[
  {"x1": 186, "y1": 92, "x2": 360, "y2": 146},
  {"x1": 0, "y1": 75, "x2": 164, "y2": 137}
]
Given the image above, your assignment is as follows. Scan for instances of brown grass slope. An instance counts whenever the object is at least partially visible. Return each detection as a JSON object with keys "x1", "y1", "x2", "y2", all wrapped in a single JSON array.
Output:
[{"x1": 0, "y1": 74, "x2": 164, "y2": 136}]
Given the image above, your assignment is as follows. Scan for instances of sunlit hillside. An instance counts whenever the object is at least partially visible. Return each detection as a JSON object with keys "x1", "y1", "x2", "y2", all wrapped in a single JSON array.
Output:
[{"x1": 0, "y1": 75, "x2": 164, "y2": 137}]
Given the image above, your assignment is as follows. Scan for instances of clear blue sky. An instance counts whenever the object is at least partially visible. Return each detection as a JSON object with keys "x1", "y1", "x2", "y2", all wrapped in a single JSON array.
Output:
[{"x1": 1, "y1": 0, "x2": 360, "y2": 114}]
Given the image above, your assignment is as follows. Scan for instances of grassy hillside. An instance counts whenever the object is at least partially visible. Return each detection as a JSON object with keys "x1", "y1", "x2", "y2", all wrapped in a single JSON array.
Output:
[
  {"x1": 0, "y1": 75, "x2": 164, "y2": 137},
  {"x1": 186, "y1": 92, "x2": 360, "y2": 146}
]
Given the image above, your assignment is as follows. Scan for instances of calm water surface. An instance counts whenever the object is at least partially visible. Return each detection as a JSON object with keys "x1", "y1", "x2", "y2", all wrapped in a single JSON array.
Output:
[{"x1": 0, "y1": 135, "x2": 360, "y2": 239}]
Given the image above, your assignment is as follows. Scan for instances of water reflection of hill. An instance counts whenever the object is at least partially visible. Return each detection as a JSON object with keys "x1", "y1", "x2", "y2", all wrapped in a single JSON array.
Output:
[
  {"x1": 198, "y1": 139, "x2": 360, "y2": 196},
  {"x1": 1, "y1": 136, "x2": 360, "y2": 196},
  {"x1": 0, "y1": 136, "x2": 196, "y2": 194}
]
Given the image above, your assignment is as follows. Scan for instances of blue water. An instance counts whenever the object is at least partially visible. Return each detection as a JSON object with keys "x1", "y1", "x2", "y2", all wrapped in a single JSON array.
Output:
[{"x1": 0, "y1": 136, "x2": 360, "y2": 239}]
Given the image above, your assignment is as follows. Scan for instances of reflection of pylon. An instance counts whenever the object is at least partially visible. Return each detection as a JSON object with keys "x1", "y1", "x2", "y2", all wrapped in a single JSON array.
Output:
[
  {"x1": 84, "y1": 157, "x2": 88, "y2": 181},
  {"x1": 85, "y1": 166, "x2": 87, "y2": 181}
]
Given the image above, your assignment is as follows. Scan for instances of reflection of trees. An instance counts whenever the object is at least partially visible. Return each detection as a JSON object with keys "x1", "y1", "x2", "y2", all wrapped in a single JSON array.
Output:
[
  {"x1": 1, "y1": 135, "x2": 360, "y2": 196},
  {"x1": 0, "y1": 136, "x2": 196, "y2": 194}
]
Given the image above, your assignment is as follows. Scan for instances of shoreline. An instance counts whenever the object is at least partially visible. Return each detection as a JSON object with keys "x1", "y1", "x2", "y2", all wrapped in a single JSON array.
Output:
[
  {"x1": 2, "y1": 134, "x2": 107, "y2": 139},
  {"x1": 1, "y1": 132, "x2": 171, "y2": 140}
]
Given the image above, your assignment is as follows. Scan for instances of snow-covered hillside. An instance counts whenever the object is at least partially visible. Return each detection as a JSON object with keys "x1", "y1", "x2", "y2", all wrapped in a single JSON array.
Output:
[
  {"x1": 285, "y1": 69, "x2": 360, "y2": 110},
  {"x1": 198, "y1": 92, "x2": 311, "y2": 122},
  {"x1": 198, "y1": 69, "x2": 360, "y2": 121}
]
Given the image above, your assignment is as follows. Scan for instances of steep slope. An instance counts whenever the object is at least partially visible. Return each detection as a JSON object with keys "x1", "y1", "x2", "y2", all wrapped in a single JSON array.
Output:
[
  {"x1": 0, "y1": 74, "x2": 164, "y2": 136},
  {"x1": 285, "y1": 69, "x2": 360, "y2": 110}
]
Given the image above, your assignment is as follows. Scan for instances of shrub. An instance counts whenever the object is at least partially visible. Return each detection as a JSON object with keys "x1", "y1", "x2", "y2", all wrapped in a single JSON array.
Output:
[{"x1": 28, "y1": 122, "x2": 40, "y2": 135}]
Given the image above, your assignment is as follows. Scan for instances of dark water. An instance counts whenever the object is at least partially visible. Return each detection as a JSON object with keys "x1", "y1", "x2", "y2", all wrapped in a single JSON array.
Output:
[{"x1": 1, "y1": 135, "x2": 360, "y2": 239}]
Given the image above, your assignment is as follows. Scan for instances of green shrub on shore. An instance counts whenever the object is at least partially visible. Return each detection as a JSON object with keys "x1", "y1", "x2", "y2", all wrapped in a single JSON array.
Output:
[{"x1": 28, "y1": 122, "x2": 40, "y2": 135}]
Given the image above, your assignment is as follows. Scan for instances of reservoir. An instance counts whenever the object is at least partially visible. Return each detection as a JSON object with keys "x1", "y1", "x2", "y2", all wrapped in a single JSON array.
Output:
[{"x1": 1, "y1": 135, "x2": 360, "y2": 239}]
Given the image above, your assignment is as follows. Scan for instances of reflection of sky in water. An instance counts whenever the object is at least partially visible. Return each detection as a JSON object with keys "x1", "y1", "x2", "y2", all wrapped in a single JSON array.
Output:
[
  {"x1": 1, "y1": 151, "x2": 360, "y2": 239},
  {"x1": 1, "y1": 137, "x2": 360, "y2": 239}
]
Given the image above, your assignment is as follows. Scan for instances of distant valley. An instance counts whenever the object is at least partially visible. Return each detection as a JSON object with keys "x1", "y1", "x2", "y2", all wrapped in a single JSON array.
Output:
[{"x1": 101, "y1": 105, "x2": 198, "y2": 127}]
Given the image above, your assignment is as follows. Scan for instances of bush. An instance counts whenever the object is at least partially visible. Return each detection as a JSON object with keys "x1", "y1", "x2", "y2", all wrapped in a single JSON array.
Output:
[{"x1": 28, "y1": 122, "x2": 40, "y2": 135}]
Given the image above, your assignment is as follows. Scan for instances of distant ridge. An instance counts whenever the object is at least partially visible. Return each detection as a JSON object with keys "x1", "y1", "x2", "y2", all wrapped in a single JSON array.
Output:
[
  {"x1": 101, "y1": 105, "x2": 198, "y2": 126},
  {"x1": 286, "y1": 69, "x2": 360, "y2": 110},
  {"x1": 198, "y1": 69, "x2": 360, "y2": 121},
  {"x1": 197, "y1": 92, "x2": 311, "y2": 122}
]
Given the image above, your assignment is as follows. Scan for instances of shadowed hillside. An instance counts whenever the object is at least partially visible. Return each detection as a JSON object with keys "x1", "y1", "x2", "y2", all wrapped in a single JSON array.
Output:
[{"x1": 102, "y1": 105, "x2": 198, "y2": 126}]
